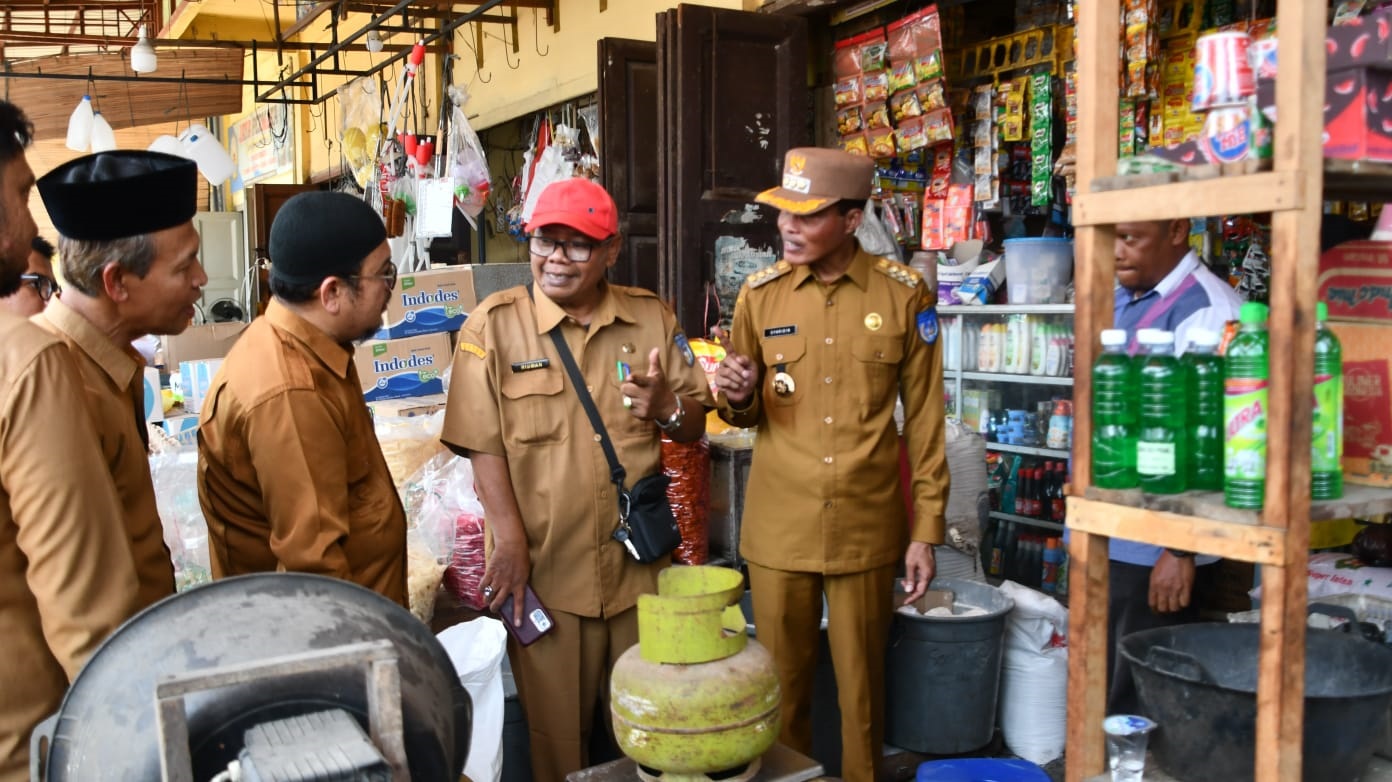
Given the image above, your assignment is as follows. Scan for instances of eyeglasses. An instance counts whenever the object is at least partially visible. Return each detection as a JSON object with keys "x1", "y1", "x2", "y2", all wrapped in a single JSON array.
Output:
[
  {"x1": 528, "y1": 235, "x2": 608, "y2": 263},
  {"x1": 19, "y1": 273, "x2": 59, "y2": 302},
  {"x1": 349, "y1": 260, "x2": 397, "y2": 290}
]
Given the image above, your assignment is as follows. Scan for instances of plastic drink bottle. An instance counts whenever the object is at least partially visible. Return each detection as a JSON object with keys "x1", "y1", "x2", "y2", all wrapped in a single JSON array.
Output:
[
  {"x1": 1092, "y1": 329, "x2": 1139, "y2": 488},
  {"x1": 1041, "y1": 538, "x2": 1063, "y2": 594},
  {"x1": 1184, "y1": 328, "x2": 1225, "y2": 491},
  {"x1": 1312, "y1": 301, "x2": 1344, "y2": 499},
  {"x1": 1225, "y1": 302, "x2": 1270, "y2": 509},
  {"x1": 1137, "y1": 329, "x2": 1189, "y2": 494}
]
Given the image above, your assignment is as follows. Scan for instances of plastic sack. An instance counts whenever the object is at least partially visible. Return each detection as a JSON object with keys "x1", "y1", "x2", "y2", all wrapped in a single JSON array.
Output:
[
  {"x1": 856, "y1": 198, "x2": 905, "y2": 262},
  {"x1": 943, "y1": 418, "x2": 988, "y2": 562},
  {"x1": 662, "y1": 436, "x2": 710, "y2": 565},
  {"x1": 520, "y1": 146, "x2": 573, "y2": 224},
  {"x1": 407, "y1": 452, "x2": 488, "y2": 610},
  {"x1": 447, "y1": 87, "x2": 491, "y2": 229},
  {"x1": 438, "y1": 618, "x2": 508, "y2": 782},
  {"x1": 996, "y1": 580, "x2": 1068, "y2": 765},
  {"x1": 148, "y1": 446, "x2": 211, "y2": 592},
  {"x1": 339, "y1": 76, "x2": 384, "y2": 190},
  {"x1": 374, "y1": 409, "x2": 446, "y2": 490}
]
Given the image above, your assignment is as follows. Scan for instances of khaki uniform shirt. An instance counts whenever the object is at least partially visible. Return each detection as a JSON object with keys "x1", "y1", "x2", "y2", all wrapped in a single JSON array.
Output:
[
  {"x1": 441, "y1": 284, "x2": 714, "y2": 618},
  {"x1": 0, "y1": 313, "x2": 138, "y2": 781},
  {"x1": 197, "y1": 301, "x2": 407, "y2": 607},
  {"x1": 720, "y1": 247, "x2": 949, "y2": 573},
  {"x1": 35, "y1": 299, "x2": 176, "y2": 610}
]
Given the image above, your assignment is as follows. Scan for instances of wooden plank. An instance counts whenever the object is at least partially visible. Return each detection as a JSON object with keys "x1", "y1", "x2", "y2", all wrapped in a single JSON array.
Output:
[
  {"x1": 1086, "y1": 483, "x2": 1392, "y2": 523},
  {"x1": 1064, "y1": 529, "x2": 1109, "y2": 782},
  {"x1": 1072, "y1": 170, "x2": 1304, "y2": 226},
  {"x1": 1068, "y1": 497, "x2": 1286, "y2": 565}
]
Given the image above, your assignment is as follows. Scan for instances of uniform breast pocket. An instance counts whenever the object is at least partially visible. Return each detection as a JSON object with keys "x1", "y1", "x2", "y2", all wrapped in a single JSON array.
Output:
[
  {"x1": 500, "y1": 370, "x2": 567, "y2": 445},
  {"x1": 761, "y1": 335, "x2": 806, "y2": 407},
  {"x1": 852, "y1": 334, "x2": 903, "y2": 405}
]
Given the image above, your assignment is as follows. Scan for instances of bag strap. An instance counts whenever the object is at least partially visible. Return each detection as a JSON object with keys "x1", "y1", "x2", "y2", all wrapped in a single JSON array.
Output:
[{"x1": 527, "y1": 283, "x2": 627, "y2": 491}]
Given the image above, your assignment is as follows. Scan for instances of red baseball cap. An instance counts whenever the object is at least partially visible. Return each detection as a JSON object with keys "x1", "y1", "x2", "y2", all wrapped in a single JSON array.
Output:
[{"x1": 524, "y1": 177, "x2": 619, "y2": 240}]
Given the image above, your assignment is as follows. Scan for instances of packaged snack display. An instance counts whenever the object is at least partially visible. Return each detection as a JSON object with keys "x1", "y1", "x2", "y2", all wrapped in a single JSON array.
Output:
[
  {"x1": 838, "y1": 105, "x2": 865, "y2": 135},
  {"x1": 891, "y1": 90, "x2": 925, "y2": 123},
  {"x1": 835, "y1": 76, "x2": 863, "y2": 108},
  {"x1": 869, "y1": 126, "x2": 897, "y2": 158},
  {"x1": 842, "y1": 131, "x2": 871, "y2": 156},
  {"x1": 864, "y1": 70, "x2": 892, "y2": 103},
  {"x1": 866, "y1": 101, "x2": 893, "y2": 130}
]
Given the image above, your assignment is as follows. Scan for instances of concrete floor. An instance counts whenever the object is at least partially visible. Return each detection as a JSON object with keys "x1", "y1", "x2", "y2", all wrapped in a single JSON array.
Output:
[{"x1": 1081, "y1": 754, "x2": 1392, "y2": 781}]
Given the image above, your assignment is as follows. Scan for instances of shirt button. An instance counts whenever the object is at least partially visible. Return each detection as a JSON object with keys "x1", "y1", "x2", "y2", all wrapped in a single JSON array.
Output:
[
  {"x1": 826, "y1": 300, "x2": 834, "y2": 307},
  {"x1": 594, "y1": 434, "x2": 603, "y2": 442},
  {"x1": 875, "y1": 351, "x2": 884, "y2": 359},
  {"x1": 824, "y1": 416, "x2": 833, "y2": 424},
  {"x1": 823, "y1": 456, "x2": 834, "y2": 464},
  {"x1": 775, "y1": 353, "x2": 784, "y2": 360},
  {"x1": 824, "y1": 500, "x2": 833, "y2": 509},
  {"x1": 825, "y1": 337, "x2": 834, "y2": 345},
  {"x1": 824, "y1": 376, "x2": 833, "y2": 384},
  {"x1": 600, "y1": 490, "x2": 608, "y2": 499},
  {"x1": 587, "y1": 384, "x2": 595, "y2": 393}
]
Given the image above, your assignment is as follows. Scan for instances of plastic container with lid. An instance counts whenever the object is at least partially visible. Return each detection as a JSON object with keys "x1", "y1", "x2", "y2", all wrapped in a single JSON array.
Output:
[{"x1": 1003, "y1": 237, "x2": 1074, "y2": 304}]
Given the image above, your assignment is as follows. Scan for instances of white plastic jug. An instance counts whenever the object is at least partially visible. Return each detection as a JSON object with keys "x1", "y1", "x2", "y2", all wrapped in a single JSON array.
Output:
[
  {"x1": 178, "y1": 124, "x2": 234, "y2": 185},
  {"x1": 65, "y1": 95, "x2": 93, "y2": 152}
]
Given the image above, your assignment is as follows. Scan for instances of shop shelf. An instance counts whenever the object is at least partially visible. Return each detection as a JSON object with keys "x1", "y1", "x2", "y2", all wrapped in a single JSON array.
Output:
[
  {"x1": 1072, "y1": 170, "x2": 1304, "y2": 226},
  {"x1": 990, "y1": 510, "x2": 1063, "y2": 531},
  {"x1": 1083, "y1": 482, "x2": 1392, "y2": 525},
  {"x1": 950, "y1": 370, "x2": 1073, "y2": 386},
  {"x1": 1068, "y1": 495, "x2": 1286, "y2": 566},
  {"x1": 1322, "y1": 159, "x2": 1392, "y2": 201},
  {"x1": 939, "y1": 303, "x2": 1075, "y2": 316},
  {"x1": 986, "y1": 442, "x2": 1071, "y2": 459}
]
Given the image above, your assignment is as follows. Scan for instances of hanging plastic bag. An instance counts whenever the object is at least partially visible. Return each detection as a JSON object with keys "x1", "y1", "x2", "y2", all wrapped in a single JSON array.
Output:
[
  {"x1": 447, "y1": 86, "x2": 492, "y2": 230},
  {"x1": 996, "y1": 580, "x2": 1069, "y2": 765},
  {"x1": 339, "y1": 76, "x2": 384, "y2": 190},
  {"x1": 438, "y1": 618, "x2": 508, "y2": 782},
  {"x1": 148, "y1": 446, "x2": 212, "y2": 592},
  {"x1": 857, "y1": 198, "x2": 904, "y2": 261},
  {"x1": 408, "y1": 452, "x2": 488, "y2": 610},
  {"x1": 520, "y1": 144, "x2": 573, "y2": 225}
]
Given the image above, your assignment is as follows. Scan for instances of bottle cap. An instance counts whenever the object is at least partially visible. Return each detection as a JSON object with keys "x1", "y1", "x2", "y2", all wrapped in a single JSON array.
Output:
[
  {"x1": 1317, "y1": 301, "x2": 1329, "y2": 322},
  {"x1": 1137, "y1": 328, "x2": 1174, "y2": 345},
  {"x1": 1100, "y1": 329, "x2": 1127, "y2": 347},
  {"x1": 1189, "y1": 327, "x2": 1221, "y2": 347},
  {"x1": 1239, "y1": 301, "x2": 1268, "y2": 324}
]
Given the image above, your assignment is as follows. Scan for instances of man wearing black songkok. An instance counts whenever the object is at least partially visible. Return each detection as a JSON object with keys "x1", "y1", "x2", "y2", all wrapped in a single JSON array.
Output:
[
  {"x1": 35, "y1": 150, "x2": 202, "y2": 610},
  {"x1": 196, "y1": 191, "x2": 408, "y2": 606}
]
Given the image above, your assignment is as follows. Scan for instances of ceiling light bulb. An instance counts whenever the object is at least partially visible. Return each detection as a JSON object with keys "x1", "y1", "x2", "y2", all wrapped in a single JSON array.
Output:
[
  {"x1": 366, "y1": 29, "x2": 384, "y2": 53},
  {"x1": 131, "y1": 25, "x2": 157, "y2": 73}
]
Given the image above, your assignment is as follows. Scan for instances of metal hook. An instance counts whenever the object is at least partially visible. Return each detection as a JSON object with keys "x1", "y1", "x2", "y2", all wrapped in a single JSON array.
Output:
[
  {"x1": 472, "y1": 22, "x2": 492, "y2": 83},
  {"x1": 533, "y1": 11, "x2": 549, "y2": 57},
  {"x1": 503, "y1": 26, "x2": 521, "y2": 70}
]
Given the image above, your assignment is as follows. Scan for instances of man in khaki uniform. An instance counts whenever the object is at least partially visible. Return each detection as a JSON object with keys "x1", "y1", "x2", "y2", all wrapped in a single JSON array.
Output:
[
  {"x1": 197, "y1": 191, "x2": 407, "y2": 606},
  {"x1": 441, "y1": 177, "x2": 713, "y2": 779},
  {"x1": 35, "y1": 151, "x2": 206, "y2": 609},
  {"x1": 0, "y1": 236, "x2": 56, "y2": 317},
  {"x1": 716, "y1": 148, "x2": 949, "y2": 782},
  {"x1": 0, "y1": 101, "x2": 140, "y2": 782}
]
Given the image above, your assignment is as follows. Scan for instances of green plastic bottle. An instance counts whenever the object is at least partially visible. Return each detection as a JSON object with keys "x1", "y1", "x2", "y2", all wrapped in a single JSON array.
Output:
[
  {"x1": 1092, "y1": 328, "x2": 1138, "y2": 488},
  {"x1": 1312, "y1": 301, "x2": 1344, "y2": 499},
  {"x1": 1184, "y1": 328, "x2": 1225, "y2": 491},
  {"x1": 1225, "y1": 302, "x2": 1270, "y2": 509},
  {"x1": 1137, "y1": 328, "x2": 1189, "y2": 494}
]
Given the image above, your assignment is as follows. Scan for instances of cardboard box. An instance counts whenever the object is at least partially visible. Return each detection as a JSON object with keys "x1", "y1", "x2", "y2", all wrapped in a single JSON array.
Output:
[
  {"x1": 160, "y1": 322, "x2": 247, "y2": 371},
  {"x1": 354, "y1": 333, "x2": 453, "y2": 402},
  {"x1": 1329, "y1": 321, "x2": 1392, "y2": 486},
  {"x1": 1319, "y1": 241, "x2": 1392, "y2": 323},
  {"x1": 1323, "y1": 68, "x2": 1392, "y2": 163},
  {"x1": 1326, "y1": 8, "x2": 1392, "y2": 72},
  {"x1": 961, "y1": 388, "x2": 1001, "y2": 433},
  {"x1": 374, "y1": 266, "x2": 476, "y2": 340},
  {"x1": 142, "y1": 366, "x2": 164, "y2": 424},
  {"x1": 179, "y1": 359, "x2": 223, "y2": 415},
  {"x1": 160, "y1": 414, "x2": 200, "y2": 447},
  {"x1": 366, "y1": 393, "x2": 448, "y2": 419}
]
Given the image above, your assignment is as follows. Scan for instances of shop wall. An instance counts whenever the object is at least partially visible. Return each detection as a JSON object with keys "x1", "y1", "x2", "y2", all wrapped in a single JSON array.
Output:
[{"x1": 456, "y1": 0, "x2": 758, "y2": 132}]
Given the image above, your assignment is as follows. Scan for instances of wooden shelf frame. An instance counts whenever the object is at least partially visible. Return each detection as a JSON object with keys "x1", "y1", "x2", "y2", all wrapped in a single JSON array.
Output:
[{"x1": 1064, "y1": 0, "x2": 1325, "y2": 780}]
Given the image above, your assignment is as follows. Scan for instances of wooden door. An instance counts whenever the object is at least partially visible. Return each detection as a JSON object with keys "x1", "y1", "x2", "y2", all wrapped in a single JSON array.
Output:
[
  {"x1": 245, "y1": 183, "x2": 318, "y2": 315},
  {"x1": 666, "y1": 5, "x2": 810, "y2": 336},
  {"x1": 598, "y1": 37, "x2": 660, "y2": 295}
]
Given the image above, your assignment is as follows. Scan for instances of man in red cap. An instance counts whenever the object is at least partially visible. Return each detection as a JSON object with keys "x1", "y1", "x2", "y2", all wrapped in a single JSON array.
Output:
[
  {"x1": 441, "y1": 177, "x2": 714, "y2": 778},
  {"x1": 716, "y1": 147, "x2": 949, "y2": 782}
]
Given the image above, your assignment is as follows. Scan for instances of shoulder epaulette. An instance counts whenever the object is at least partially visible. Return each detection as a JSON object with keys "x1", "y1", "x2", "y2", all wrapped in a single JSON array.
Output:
[
  {"x1": 874, "y1": 257, "x2": 922, "y2": 289},
  {"x1": 746, "y1": 260, "x2": 793, "y2": 289}
]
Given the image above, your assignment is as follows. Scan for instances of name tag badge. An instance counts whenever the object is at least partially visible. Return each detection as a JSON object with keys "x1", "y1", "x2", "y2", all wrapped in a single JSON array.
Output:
[
  {"x1": 511, "y1": 358, "x2": 551, "y2": 373},
  {"x1": 764, "y1": 325, "x2": 798, "y2": 338}
]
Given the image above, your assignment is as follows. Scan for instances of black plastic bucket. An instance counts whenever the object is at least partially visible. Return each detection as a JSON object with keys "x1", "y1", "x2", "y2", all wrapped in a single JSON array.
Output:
[
  {"x1": 1121, "y1": 622, "x2": 1392, "y2": 782},
  {"x1": 885, "y1": 578, "x2": 1015, "y2": 754}
]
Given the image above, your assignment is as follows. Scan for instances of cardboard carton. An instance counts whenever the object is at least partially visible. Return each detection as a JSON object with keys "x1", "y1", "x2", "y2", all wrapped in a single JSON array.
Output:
[
  {"x1": 1326, "y1": 8, "x2": 1392, "y2": 72},
  {"x1": 374, "y1": 266, "x2": 476, "y2": 340},
  {"x1": 1329, "y1": 321, "x2": 1392, "y2": 486},
  {"x1": 142, "y1": 366, "x2": 164, "y2": 423},
  {"x1": 179, "y1": 359, "x2": 223, "y2": 415},
  {"x1": 366, "y1": 393, "x2": 448, "y2": 419},
  {"x1": 160, "y1": 414, "x2": 200, "y2": 447},
  {"x1": 354, "y1": 333, "x2": 453, "y2": 401},
  {"x1": 160, "y1": 322, "x2": 247, "y2": 371},
  {"x1": 1319, "y1": 241, "x2": 1392, "y2": 322}
]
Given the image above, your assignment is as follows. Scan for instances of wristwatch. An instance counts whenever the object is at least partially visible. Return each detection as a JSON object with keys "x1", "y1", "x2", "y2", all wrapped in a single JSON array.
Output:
[{"x1": 655, "y1": 395, "x2": 685, "y2": 433}]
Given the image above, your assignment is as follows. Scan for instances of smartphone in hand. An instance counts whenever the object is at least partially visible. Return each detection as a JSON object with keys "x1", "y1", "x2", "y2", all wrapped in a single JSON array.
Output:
[{"x1": 497, "y1": 585, "x2": 555, "y2": 646}]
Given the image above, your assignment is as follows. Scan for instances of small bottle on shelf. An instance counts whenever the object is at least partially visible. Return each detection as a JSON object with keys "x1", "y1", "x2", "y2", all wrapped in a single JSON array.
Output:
[{"x1": 1137, "y1": 329, "x2": 1189, "y2": 495}]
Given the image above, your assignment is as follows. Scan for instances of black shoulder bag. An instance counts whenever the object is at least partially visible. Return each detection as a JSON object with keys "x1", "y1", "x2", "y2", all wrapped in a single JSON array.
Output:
[{"x1": 546, "y1": 328, "x2": 681, "y2": 563}]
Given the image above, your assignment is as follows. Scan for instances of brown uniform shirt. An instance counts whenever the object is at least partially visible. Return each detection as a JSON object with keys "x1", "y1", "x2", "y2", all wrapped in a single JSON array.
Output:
[
  {"x1": 0, "y1": 313, "x2": 139, "y2": 781},
  {"x1": 35, "y1": 298, "x2": 176, "y2": 609},
  {"x1": 720, "y1": 247, "x2": 950, "y2": 573},
  {"x1": 441, "y1": 284, "x2": 714, "y2": 618},
  {"x1": 196, "y1": 301, "x2": 407, "y2": 607}
]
